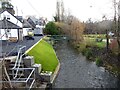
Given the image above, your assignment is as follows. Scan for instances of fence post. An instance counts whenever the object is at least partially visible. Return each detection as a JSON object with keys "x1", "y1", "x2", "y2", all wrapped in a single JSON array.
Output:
[{"x1": 106, "y1": 29, "x2": 109, "y2": 51}]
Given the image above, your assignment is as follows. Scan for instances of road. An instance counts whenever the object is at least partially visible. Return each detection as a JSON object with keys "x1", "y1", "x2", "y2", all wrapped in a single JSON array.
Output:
[{"x1": 1, "y1": 36, "x2": 43, "y2": 56}]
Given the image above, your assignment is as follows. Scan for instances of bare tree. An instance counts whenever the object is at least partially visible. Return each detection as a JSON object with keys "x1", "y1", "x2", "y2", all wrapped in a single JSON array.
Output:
[
  {"x1": 56, "y1": 0, "x2": 60, "y2": 22},
  {"x1": 55, "y1": 0, "x2": 65, "y2": 22},
  {"x1": 56, "y1": 14, "x2": 85, "y2": 45},
  {"x1": 61, "y1": 0, "x2": 65, "y2": 22}
]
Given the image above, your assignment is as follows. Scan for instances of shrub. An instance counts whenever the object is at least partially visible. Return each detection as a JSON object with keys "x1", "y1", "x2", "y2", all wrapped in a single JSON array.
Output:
[
  {"x1": 44, "y1": 22, "x2": 60, "y2": 35},
  {"x1": 84, "y1": 37, "x2": 96, "y2": 47},
  {"x1": 85, "y1": 48, "x2": 93, "y2": 60},
  {"x1": 77, "y1": 42, "x2": 86, "y2": 53},
  {"x1": 95, "y1": 57, "x2": 103, "y2": 66},
  {"x1": 81, "y1": 48, "x2": 87, "y2": 55}
]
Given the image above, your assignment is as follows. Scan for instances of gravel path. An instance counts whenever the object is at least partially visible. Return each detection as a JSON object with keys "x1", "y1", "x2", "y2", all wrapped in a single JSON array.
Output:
[{"x1": 53, "y1": 41, "x2": 119, "y2": 88}]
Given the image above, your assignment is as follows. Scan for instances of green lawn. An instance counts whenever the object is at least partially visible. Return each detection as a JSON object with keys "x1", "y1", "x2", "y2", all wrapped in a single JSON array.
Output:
[
  {"x1": 25, "y1": 39, "x2": 59, "y2": 73},
  {"x1": 96, "y1": 42, "x2": 106, "y2": 48},
  {"x1": 84, "y1": 37, "x2": 106, "y2": 48},
  {"x1": 84, "y1": 34, "x2": 106, "y2": 39}
]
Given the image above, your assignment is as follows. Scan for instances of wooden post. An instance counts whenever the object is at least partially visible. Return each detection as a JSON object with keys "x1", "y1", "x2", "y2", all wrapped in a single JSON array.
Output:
[{"x1": 106, "y1": 29, "x2": 109, "y2": 51}]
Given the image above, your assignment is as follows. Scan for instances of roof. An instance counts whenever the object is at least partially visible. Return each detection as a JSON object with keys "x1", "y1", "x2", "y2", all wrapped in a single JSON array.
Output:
[
  {"x1": 0, "y1": 9, "x2": 6, "y2": 14},
  {"x1": 0, "y1": 19, "x2": 22, "y2": 29},
  {"x1": 15, "y1": 16, "x2": 23, "y2": 22},
  {"x1": 27, "y1": 17, "x2": 36, "y2": 28},
  {"x1": 0, "y1": 9, "x2": 23, "y2": 23},
  {"x1": 23, "y1": 19, "x2": 34, "y2": 28}
]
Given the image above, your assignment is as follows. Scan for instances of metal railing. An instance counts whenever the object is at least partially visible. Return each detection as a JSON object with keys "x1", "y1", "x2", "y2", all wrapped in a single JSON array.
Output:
[
  {"x1": 11, "y1": 45, "x2": 36, "y2": 89},
  {"x1": 1, "y1": 68, "x2": 35, "y2": 89},
  {"x1": 0, "y1": 45, "x2": 36, "y2": 89},
  {"x1": 47, "y1": 35, "x2": 70, "y2": 41},
  {"x1": 12, "y1": 46, "x2": 26, "y2": 79},
  {"x1": 13, "y1": 68, "x2": 35, "y2": 89}
]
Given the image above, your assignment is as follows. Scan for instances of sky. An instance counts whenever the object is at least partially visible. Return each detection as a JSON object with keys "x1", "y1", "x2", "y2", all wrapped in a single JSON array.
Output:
[{"x1": 11, "y1": 0, "x2": 119, "y2": 21}]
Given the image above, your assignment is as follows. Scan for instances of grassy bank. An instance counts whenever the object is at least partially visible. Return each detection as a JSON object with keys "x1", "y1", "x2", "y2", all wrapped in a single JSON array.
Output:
[
  {"x1": 77, "y1": 34, "x2": 120, "y2": 76},
  {"x1": 25, "y1": 39, "x2": 59, "y2": 73}
]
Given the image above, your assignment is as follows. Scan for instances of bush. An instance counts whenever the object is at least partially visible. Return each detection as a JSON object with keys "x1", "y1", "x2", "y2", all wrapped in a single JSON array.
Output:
[
  {"x1": 81, "y1": 48, "x2": 87, "y2": 55},
  {"x1": 95, "y1": 57, "x2": 103, "y2": 66},
  {"x1": 44, "y1": 22, "x2": 60, "y2": 35},
  {"x1": 85, "y1": 48, "x2": 93, "y2": 60},
  {"x1": 84, "y1": 37, "x2": 97, "y2": 47},
  {"x1": 78, "y1": 42, "x2": 86, "y2": 52},
  {"x1": 79, "y1": 42, "x2": 93, "y2": 60}
]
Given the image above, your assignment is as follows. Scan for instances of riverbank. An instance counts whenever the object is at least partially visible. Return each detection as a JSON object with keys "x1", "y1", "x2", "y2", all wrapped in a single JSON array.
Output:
[
  {"x1": 77, "y1": 35, "x2": 120, "y2": 77},
  {"x1": 79, "y1": 46, "x2": 120, "y2": 77}
]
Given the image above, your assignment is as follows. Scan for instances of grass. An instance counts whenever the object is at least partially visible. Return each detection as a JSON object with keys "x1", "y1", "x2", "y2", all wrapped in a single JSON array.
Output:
[
  {"x1": 79, "y1": 35, "x2": 106, "y2": 61},
  {"x1": 25, "y1": 39, "x2": 59, "y2": 73},
  {"x1": 84, "y1": 37, "x2": 106, "y2": 48},
  {"x1": 84, "y1": 34, "x2": 106, "y2": 39},
  {"x1": 96, "y1": 42, "x2": 106, "y2": 48}
]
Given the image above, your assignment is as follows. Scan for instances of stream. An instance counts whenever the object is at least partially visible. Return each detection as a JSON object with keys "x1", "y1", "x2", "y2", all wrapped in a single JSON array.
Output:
[{"x1": 53, "y1": 41, "x2": 120, "y2": 88}]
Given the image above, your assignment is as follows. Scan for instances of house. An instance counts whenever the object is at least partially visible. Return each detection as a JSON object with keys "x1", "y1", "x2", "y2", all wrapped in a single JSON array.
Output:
[
  {"x1": 25, "y1": 16, "x2": 44, "y2": 36},
  {"x1": 33, "y1": 17, "x2": 46, "y2": 36},
  {"x1": 23, "y1": 19, "x2": 35, "y2": 36},
  {"x1": 23, "y1": 17, "x2": 36, "y2": 37},
  {"x1": 0, "y1": 9, "x2": 23, "y2": 41},
  {"x1": 27, "y1": 17, "x2": 36, "y2": 28}
]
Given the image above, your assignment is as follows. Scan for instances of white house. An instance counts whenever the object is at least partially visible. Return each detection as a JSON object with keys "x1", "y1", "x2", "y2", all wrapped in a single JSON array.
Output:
[
  {"x1": 22, "y1": 17, "x2": 37, "y2": 37},
  {"x1": 0, "y1": 9, "x2": 23, "y2": 41},
  {"x1": 23, "y1": 17, "x2": 44, "y2": 36},
  {"x1": 23, "y1": 19, "x2": 33, "y2": 36}
]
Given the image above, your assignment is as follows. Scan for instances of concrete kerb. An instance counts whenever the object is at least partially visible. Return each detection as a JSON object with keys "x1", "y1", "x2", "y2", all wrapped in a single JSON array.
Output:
[{"x1": 50, "y1": 62, "x2": 60, "y2": 84}]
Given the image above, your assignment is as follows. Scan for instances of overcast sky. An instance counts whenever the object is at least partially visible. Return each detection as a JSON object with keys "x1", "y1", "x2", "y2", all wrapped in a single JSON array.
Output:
[{"x1": 11, "y1": 0, "x2": 119, "y2": 21}]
